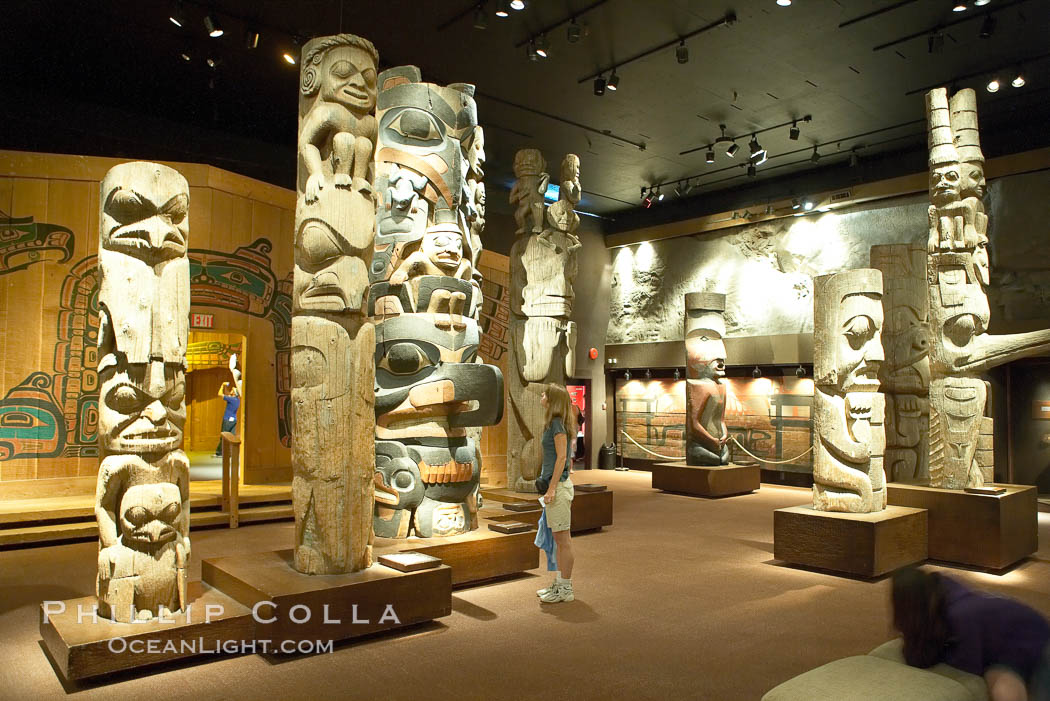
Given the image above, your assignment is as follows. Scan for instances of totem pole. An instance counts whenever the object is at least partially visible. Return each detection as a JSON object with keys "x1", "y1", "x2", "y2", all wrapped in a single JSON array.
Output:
[
  {"x1": 924, "y1": 88, "x2": 1050, "y2": 489},
  {"x1": 291, "y1": 34, "x2": 378, "y2": 574},
  {"x1": 685, "y1": 293, "x2": 730, "y2": 466},
  {"x1": 95, "y1": 162, "x2": 191, "y2": 622},
  {"x1": 369, "y1": 66, "x2": 503, "y2": 538},
  {"x1": 507, "y1": 151, "x2": 581, "y2": 492},
  {"x1": 811, "y1": 269, "x2": 887, "y2": 513}
]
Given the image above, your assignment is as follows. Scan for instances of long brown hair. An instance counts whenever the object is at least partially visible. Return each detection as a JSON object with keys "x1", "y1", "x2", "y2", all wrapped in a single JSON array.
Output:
[
  {"x1": 544, "y1": 383, "x2": 577, "y2": 439},
  {"x1": 891, "y1": 566, "x2": 950, "y2": 668}
]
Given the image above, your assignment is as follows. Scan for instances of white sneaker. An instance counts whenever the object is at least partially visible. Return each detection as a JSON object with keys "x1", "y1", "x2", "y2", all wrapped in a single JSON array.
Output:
[
  {"x1": 536, "y1": 578, "x2": 558, "y2": 597},
  {"x1": 540, "y1": 580, "x2": 574, "y2": 603}
]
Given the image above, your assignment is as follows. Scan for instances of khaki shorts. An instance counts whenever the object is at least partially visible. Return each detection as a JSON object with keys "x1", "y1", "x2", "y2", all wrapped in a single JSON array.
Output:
[{"x1": 546, "y1": 479, "x2": 574, "y2": 532}]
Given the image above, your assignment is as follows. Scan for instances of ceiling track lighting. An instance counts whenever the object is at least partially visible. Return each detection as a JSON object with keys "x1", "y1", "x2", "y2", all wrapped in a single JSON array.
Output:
[
  {"x1": 625, "y1": 369, "x2": 632, "y2": 381},
  {"x1": 802, "y1": 198, "x2": 814, "y2": 211},
  {"x1": 203, "y1": 13, "x2": 224, "y2": 38},
  {"x1": 928, "y1": 31, "x2": 945, "y2": 54},
  {"x1": 169, "y1": 0, "x2": 187, "y2": 27},
  {"x1": 593, "y1": 74, "x2": 606, "y2": 96},
  {"x1": 645, "y1": 368, "x2": 652, "y2": 379},
  {"x1": 567, "y1": 18, "x2": 581, "y2": 43},
  {"x1": 789, "y1": 120, "x2": 800, "y2": 141},
  {"x1": 180, "y1": 52, "x2": 192, "y2": 62},
  {"x1": 978, "y1": 14, "x2": 996, "y2": 38},
  {"x1": 510, "y1": 0, "x2": 526, "y2": 10},
  {"x1": 705, "y1": 149, "x2": 715, "y2": 164},
  {"x1": 535, "y1": 34, "x2": 549, "y2": 58},
  {"x1": 726, "y1": 142, "x2": 740, "y2": 158},
  {"x1": 676, "y1": 40, "x2": 689, "y2": 64},
  {"x1": 527, "y1": 40, "x2": 539, "y2": 61},
  {"x1": 245, "y1": 28, "x2": 260, "y2": 49},
  {"x1": 657, "y1": 187, "x2": 665, "y2": 201},
  {"x1": 776, "y1": 0, "x2": 792, "y2": 5},
  {"x1": 952, "y1": 1, "x2": 969, "y2": 11},
  {"x1": 849, "y1": 149, "x2": 860, "y2": 167},
  {"x1": 986, "y1": 77, "x2": 1000, "y2": 92},
  {"x1": 495, "y1": 0, "x2": 510, "y2": 18},
  {"x1": 752, "y1": 366, "x2": 763, "y2": 378},
  {"x1": 1011, "y1": 67, "x2": 1025, "y2": 88},
  {"x1": 791, "y1": 198, "x2": 801, "y2": 210},
  {"x1": 747, "y1": 164, "x2": 757, "y2": 178},
  {"x1": 674, "y1": 368, "x2": 680, "y2": 381},
  {"x1": 607, "y1": 70, "x2": 620, "y2": 91},
  {"x1": 974, "y1": 0, "x2": 991, "y2": 4},
  {"x1": 473, "y1": 5, "x2": 488, "y2": 29},
  {"x1": 283, "y1": 36, "x2": 301, "y2": 66},
  {"x1": 748, "y1": 134, "x2": 767, "y2": 165},
  {"x1": 810, "y1": 145, "x2": 821, "y2": 163},
  {"x1": 795, "y1": 365, "x2": 806, "y2": 378}
]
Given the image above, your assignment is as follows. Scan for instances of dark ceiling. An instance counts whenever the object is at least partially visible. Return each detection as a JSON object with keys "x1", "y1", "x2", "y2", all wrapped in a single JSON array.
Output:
[{"x1": 2, "y1": 0, "x2": 1049, "y2": 230}]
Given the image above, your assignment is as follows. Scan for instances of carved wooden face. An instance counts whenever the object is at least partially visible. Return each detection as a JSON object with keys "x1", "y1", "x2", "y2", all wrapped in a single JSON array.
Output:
[
  {"x1": 833, "y1": 293, "x2": 884, "y2": 392},
  {"x1": 960, "y1": 162, "x2": 986, "y2": 200},
  {"x1": 294, "y1": 216, "x2": 369, "y2": 312},
  {"x1": 520, "y1": 232, "x2": 577, "y2": 318},
  {"x1": 513, "y1": 148, "x2": 545, "y2": 178},
  {"x1": 560, "y1": 154, "x2": 580, "y2": 183},
  {"x1": 319, "y1": 45, "x2": 377, "y2": 114},
  {"x1": 119, "y1": 483, "x2": 181, "y2": 546},
  {"x1": 686, "y1": 310, "x2": 727, "y2": 382},
  {"x1": 929, "y1": 164, "x2": 961, "y2": 206},
  {"x1": 99, "y1": 360, "x2": 185, "y2": 454},
  {"x1": 467, "y1": 126, "x2": 486, "y2": 179},
  {"x1": 101, "y1": 164, "x2": 189, "y2": 266},
  {"x1": 422, "y1": 228, "x2": 463, "y2": 271},
  {"x1": 973, "y1": 234, "x2": 990, "y2": 287},
  {"x1": 881, "y1": 285, "x2": 929, "y2": 394}
]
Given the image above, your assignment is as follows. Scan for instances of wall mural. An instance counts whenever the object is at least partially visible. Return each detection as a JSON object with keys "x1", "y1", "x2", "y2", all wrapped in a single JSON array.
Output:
[
  {"x1": 0, "y1": 236, "x2": 293, "y2": 462},
  {"x1": 0, "y1": 211, "x2": 75, "y2": 275}
]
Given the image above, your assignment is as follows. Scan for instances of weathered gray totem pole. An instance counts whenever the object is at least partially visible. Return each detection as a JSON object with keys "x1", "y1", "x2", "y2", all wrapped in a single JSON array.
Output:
[
  {"x1": 685, "y1": 293, "x2": 731, "y2": 465},
  {"x1": 368, "y1": 66, "x2": 503, "y2": 538},
  {"x1": 95, "y1": 162, "x2": 192, "y2": 621},
  {"x1": 291, "y1": 34, "x2": 379, "y2": 574},
  {"x1": 507, "y1": 150, "x2": 581, "y2": 492},
  {"x1": 811, "y1": 269, "x2": 888, "y2": 513}
]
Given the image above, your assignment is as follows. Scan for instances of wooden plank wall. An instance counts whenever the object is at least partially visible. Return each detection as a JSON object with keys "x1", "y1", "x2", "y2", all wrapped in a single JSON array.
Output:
[{"x1": 477, "y1": 249, "x2": 510, "y2": 487}]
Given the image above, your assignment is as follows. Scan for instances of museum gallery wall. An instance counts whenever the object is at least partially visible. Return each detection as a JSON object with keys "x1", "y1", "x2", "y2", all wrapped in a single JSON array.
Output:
[{"x1": 0, "y1": 150, "x2": 514, "y2": 492}]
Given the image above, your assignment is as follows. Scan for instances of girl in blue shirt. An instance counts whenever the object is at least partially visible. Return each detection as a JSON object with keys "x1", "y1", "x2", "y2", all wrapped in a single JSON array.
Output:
[{"x1": 536, "y1": 384, "x2": 577, "y2": 603}]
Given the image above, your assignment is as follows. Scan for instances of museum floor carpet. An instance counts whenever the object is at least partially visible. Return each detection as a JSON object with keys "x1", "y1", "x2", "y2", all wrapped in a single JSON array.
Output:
[{"x1": 4, "y1": 471, "x2": 1050, "y2": 701}]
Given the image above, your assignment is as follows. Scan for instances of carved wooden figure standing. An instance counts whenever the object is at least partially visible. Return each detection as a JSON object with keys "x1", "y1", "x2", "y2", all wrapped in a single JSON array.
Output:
[{"x1": 685, "y1": 293, "x2": 730, "y2": 466}]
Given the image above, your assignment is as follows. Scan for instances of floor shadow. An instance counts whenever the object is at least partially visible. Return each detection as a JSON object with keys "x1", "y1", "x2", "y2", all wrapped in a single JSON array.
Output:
[
  {"x1": 733, "y1": 538, "x2": 774, "y2": 554},
  {"x1": 1, "y1": 584, "x2": 84, "y2": 616},
  {"x1": 538, "y1": 598, "x2": 600, "y2": 622},
  {"x1": 260, "y1": 620, "x2": 448, "y2": 664},
  {"x1": 764, "y1": 558, "x2": 893, "y2": 583},
  {"x1": 452, "y1": 596, "x2": 498, "y2": 621}
]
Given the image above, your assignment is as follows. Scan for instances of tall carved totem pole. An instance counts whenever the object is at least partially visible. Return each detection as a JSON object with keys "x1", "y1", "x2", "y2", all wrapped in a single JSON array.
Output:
[
  {"x1": 368, "y1": 66, "x2": 503, "y2": 538},
  {"x1": 95, "y1": 162, "x2": 192, "y2": 621},
  {"x1": 684, "y1": 293, "x2": 730, "y2": 466},
  {"x1": 291, "y1": 34, "x2": 379, "y2": 574},
  {"x1": 507, "y1": 150, "x2": 582, "y2": 492},
  {"x1": 811, "y1": 269, "x2": 887, "y2": 513}
]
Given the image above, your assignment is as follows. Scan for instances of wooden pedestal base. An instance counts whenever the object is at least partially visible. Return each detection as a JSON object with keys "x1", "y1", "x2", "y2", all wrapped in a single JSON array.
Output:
[
  {"x1": 201, "y1": 549, "x2": 451, "y2": 643},
  {"x1": 482, "y1": 487, "x2": 614, "y2": 533},
  {"x1": 652, "y1": 462, "x2": 760, "y2": 497},
  {"x1": 774, "y1": 505, "x2": 928, "y2": 577},
  {"x1": 887, "y1": 483, "x2": 1037, "y2": 570},
  {"x1": 376, "y1": 518, "x2": 539, "y2": 586},
  {"x1": 39, "y1": 581, "x2": 254, "y2": 680}
]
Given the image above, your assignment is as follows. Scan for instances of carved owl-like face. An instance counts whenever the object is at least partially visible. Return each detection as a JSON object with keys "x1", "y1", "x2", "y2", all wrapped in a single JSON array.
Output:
[
  {"x1": 833, "y1": 293, "x2": 884, "y2": 392},
  {"x1": 100, "y1": 163, "x2": 189, "y2": 266},
  {"x1": 119, "y1": 483, "x2": 182, "y2": 546},
  {"x1": 929, "y1": 164, "x2": 961, "y2": 206},
  {"x1": 99, "y1": 359, "x2": 185, "y2": 454},
  {"x1": 686, "y1": 310, "x2": 727, "y2": 382},
  {"x1": 319, "y1": 45, "x2": 377, "y2": 114}
]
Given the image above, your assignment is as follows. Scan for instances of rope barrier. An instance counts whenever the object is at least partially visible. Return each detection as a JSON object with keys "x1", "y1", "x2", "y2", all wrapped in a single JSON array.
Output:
[
  {"x1": 617, "y1": 430, "x2": 814, "y2": 465},
  {"x1": 619, "y1": 431, "x2": 681, "y2": 460}
]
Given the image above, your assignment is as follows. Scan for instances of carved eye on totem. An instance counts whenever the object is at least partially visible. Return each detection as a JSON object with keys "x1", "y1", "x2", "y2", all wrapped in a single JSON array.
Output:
[
  {"x1": 125, "y1": 505, "x2": 150, "y2": 527},
  {"x1": 843, "y1": 315, "x2": 876, "y2": 350},
  {"x1": 299, "y1": 222, "x2": 344, "y2": 268},
  {"x1": 944, "y1": 313, "x2": 979, "y2": 347},
  {"x1": 169, "y1": 380, "x2": 186, "y2": 407},
  {"x1": 105, "y1": 189, "x2": 150, "y2": 224},
  {"x1": 330, "y1": 60, "x2": 356, "y2": 79},
  {"x1": 159, "y1": 194, "x2": 189, "y2": 227},
  {"x1": 381, "y1": 342, "x2": 434, "y2": 375},
  {"x1": 387, "y1": 108, "x2": 443, "y2": 146},
  {"x1": 107, "y1": 384, "x2": 146, "y2": 414},
  {"x1": 159, "y1": 501, "x2": 181, "y2": 523}
]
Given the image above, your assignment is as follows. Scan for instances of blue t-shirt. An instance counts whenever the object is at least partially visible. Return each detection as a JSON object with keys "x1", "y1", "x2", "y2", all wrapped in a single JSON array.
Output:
[
  {"x1": 540, "y1": 417, "x2": 571, "y2": 482},
  {"x1": 222, "y1": 395, "x2": 240, "y2": 422}
]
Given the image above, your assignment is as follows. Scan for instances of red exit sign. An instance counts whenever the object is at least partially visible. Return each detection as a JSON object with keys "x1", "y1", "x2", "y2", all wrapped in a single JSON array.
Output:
[{"x1": 190, "y1": 313, "x2": 214, "y2": 329}]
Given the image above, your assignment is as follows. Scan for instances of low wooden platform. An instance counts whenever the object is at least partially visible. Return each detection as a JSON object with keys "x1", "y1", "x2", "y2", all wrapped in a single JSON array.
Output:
[
  {"x1": 652, "y1": 462, "x2": 760, "y2": 498},
  {"x1": 887, "y1": 482, "x2": 1037, "y2": 570},
  {"x1": 773, "y1": 504, "x2": 928, "y2": 578},
  {"x1": 482, "y1": 486, "x2": 613, "y2": 533}
]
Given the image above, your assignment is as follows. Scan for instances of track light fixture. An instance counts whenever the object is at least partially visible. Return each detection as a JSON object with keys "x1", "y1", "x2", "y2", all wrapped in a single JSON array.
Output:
[
  {"x1": 795, "y1": 365, "x2": 806, "y2": 378},
  {"x1": 849, "y1": 149, "x2": 860, "y2": 167},
  {"x1": 986, "y1": 77, "x2": 1000, "y2": 92},
  {"x1": 593, "y1": 75, "x2": 606, "y2": 96},
  {"x1": 748, "y1": 134, "x2": 767, "y2": 165},
  {"x1": 169, "y1": 1, "x2": 186, "y2": 27},
  {"x1": 535, "y1": 34, "x2": 550, "y2": 58},
  {"x1": 473, "y1": 5, "x2": 488, "y2": 29},
  {"x1": 752, "y1": 366, "x2": 762, "y2": 378},
  {"x1": 974, "y1": 0, "x2": 991, "y2": 4},
  {"x1": 567, "y1": 18, "x2": 581, "y2": 43},
  {"x1": 952, "y1": 2, "x2": 969, "y2": 11},
  {"x1": 928, "y1": 31, "x2": 945, "y2": 54},
  {"x1": 726, "y1": 142, "x2": 739, "y2": 158},
  {"x1": 203, "y1": 14, "x2": 223, "y2": 38},
  {"x1": 642, "y1": 186, "x2": 654, "y2": 208},
  {"x1": 510, "y1": 0, "x2": 526, "y2": 9},
  {"x1": 676, "y1": 41, "x2": 689, "y2": 64},
  {"x1": 495, "y1": 0, "x2": 510, "y2": 18},
  {"x1": 283, "y1": 37, "x2": 301, "y2": 66},
  {"x1": 777, "y1": 0, "x2": 792, "y2": 5},
  {"x1": 180, "y1": 52, "x2": 191, "y2": 62},
  {"x1": 802, "y1": 198, "x2": 814, "y2": 211},
  {"x1": 789, "y1": 121, "x2": 800, "y2": 140},
  {"x1": 674, "y1": 368, "x2": 680, "y2": 381},
  {"x1": 645, "y1": 368, "x2": 652, "y2": 379},
  {"x1": 705, "y1": 149, "x2": 715, "y2": 164},
  {"x1": 791, "y1": 198, "x2": 801, "y2": 210},
  {"x1": 810, "y1": 145, "x2": 821, "y2": 163},
  {"x1": 657, "y1": 187, "x2": 665, "y2": 201},
  {"x1": 979, "y1": 14, "x2": 996, "y2": 38},
  {"x1": 673, "y1": 183, "x2": 683, "y2": 198},
  {"x1": 747, "y1": 164, "x2": 756, "y2": 178},
  {"x1": 625, "y1": 369, "x2": 632, "y2": 381},
  {"x1": 1012, "y1": 68, "x2": 1025, "y2": 88},
  {"x1": 245, "y1": 28, "x2": 260, "y2": 49},
  {"x1": 527, "y1": 41, "x2": 539, "y2": 61},
  {"x1": 607, "y1": 70, "x2": 620, "y2": 91}
]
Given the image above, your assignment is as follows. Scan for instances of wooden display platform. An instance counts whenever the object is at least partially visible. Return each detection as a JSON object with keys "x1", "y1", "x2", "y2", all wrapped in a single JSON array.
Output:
[
  {"x1": 773, "y1": 504, "x2": 928, "y2": 577},
  {"x1": 887, "y1": 483, "x2": 1037, "y2": 570},
  {"x1": 201, "y1": 549, "x2": 451, "y2": 643},
  {"x1": 652, "y1": 462, "x2": 760, "y2": 498},
  {"x1": 482, "y1": 487, "x2": 613, "y2": 533},
  {"x1": 375, "y1": 517, "x2": 539, "y2": 586},
  {"x1": 40, "y1": 581, "x2": 254, "y2": 681}
]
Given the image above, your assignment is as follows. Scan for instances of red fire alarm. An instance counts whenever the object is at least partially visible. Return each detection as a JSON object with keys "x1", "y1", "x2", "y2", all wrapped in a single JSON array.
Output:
[{"x1": 589, "y1": 347, "x2": 598, "y2": 360}]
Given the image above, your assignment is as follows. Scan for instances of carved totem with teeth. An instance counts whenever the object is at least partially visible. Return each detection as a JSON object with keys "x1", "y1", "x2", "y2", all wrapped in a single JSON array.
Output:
[
  {"x1": 95, "y1": 161, "x2": 191, "y2": 621},
  {"x1": 368, "y1": 66, "x2": 503, "y2": 537},
  {"x1": 507, "y1": 151, "x2": 582, "y2": 492},
  {"x1": 812, "y1": 269, "x2": 887, "y2": 513},
  {"x1": 292, "y1": 34, "x2": 379, "y2": 574}
]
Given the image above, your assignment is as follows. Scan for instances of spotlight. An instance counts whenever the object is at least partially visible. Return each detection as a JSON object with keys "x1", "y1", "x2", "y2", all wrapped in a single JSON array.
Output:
[
  {"x1": 795, "y1": 365, "x2": 806, "y2": 378},
  {"x1": 928, "y1": 32, "x2": 945, "y2": 54},
  {"x1": 1011, "y1": 69, "x2": 1025, "y2": 88},
  {"x1": 206, "y1": 57, "x2": 218, "y2": 68},
  {"x1": 777, "y1": 0, "x2": 792, "y2": 5},
  {"x1": 789, "y1": 121, "x2": 800, "y2": 140},
  {"x1": 535, "y1": 34, "x2": 549, "y2": 58},
  {"x1": 705, "y1": 149, "x2": 715, "y2": 164},
  {"x1": 657, "y1": 187, "x2": 665, "y2": 201},
  {"x1": 645, "y1": 368, "x2": 652, "y2": 379},
  {"x1": 748, "y1": 134, "x2": 767, "y2": 165},
  {"x1": 810, "y1": 145, "x2": 820, "y2": 163},
  {"x1": 642, "y1": 187, "x2": 654, "y2": 208},
  {"x1": 527, "y1": 41, "x2": 539, "y2": 61},
  {"x1": 245, "y1": 28, "x2": 260, "y2": 49},
  {"x1": 593, "y1": 75, "x2": 606, "y2": 96},
  {"x1": 180, "y1": 52, "x2": 191, "y2": 62},
  {"x1": 752, "y1": 366, "x2": 762, "y2": 378},
  {"x1": 607, "y1": 70, "x2": 620, "y2": 91},
  {"x1": 495, "y1": 0, "x2": 510, "y2": 18},
  {"x1": 473, "y1": 6, "x2": 488, "y2": 29},
  {"x1": 625, "y1": 369, "x2": 632, "y2": 381},
  {"x1": 747, "y1": 164, "x2": 756, "y2": 178},
  {"x1": 986, "y1": 77, "x2": 1000, "y2": 92},
  {"x1": 676, "y1": 41, "x2": 689, "y2": 64},
  {"x1": 978, "y1": 14, "x2": 996, "y2": 38},
  {"x1": 674, "y1": 368, "x2": 680, "y2": 381},
  {"x1": 726, "y1": 142, "x2": 740, "y2": 158},
  {"x1": 169, "y1": 0, "x2": 186, "y2": 27},
  {"x1": 974, "y1": 0, "x2": 991, "y2": 4},
  {"x1": 952, "y1": 2, "x2": 968, "y2": 11},
  {"x1": 567, "y1": 18, "x2": 581, "y2": 43},
  {"x1": 802, "y1": 199, "x2": 814, "y2": 211},
  {"x1": 283, "y1": 50, "x2": 297, "y2": 65},
  {"x1": 765, "y1": 203, "x2": 775, "y2": 215},
  {"x1": 203, "y1": 14, "x2": 224, "y2": 38},
  {"x1": 792, "y1": 198, "x2": 801, "y2": 210},
  {"x1": 510, "y1": 0, "x2": 525, "y2": 9},
  {"x1": 673, "y1": 183, "x2": 683, "y2": 198}
]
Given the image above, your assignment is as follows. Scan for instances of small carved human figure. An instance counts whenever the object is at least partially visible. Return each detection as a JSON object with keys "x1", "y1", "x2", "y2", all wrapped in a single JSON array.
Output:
[
  {"x1": 812, "y1": 269, "x2": 887, "y2": 513},
  {"x1": 298, "y1": 34, "x2": 379, "y2": 204},
  {"x1": 684, "y1": 293, "x2": 730, "y2": 466},
  {"x1": 546, "y1": 154, "x2": 581, "y2": 236},
  {"x1": 389, "y1": 227, "x2": 471, "y2": 286},
  {"x1": 509, "y1": 149, "x2": 549, "y2": 235}
]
